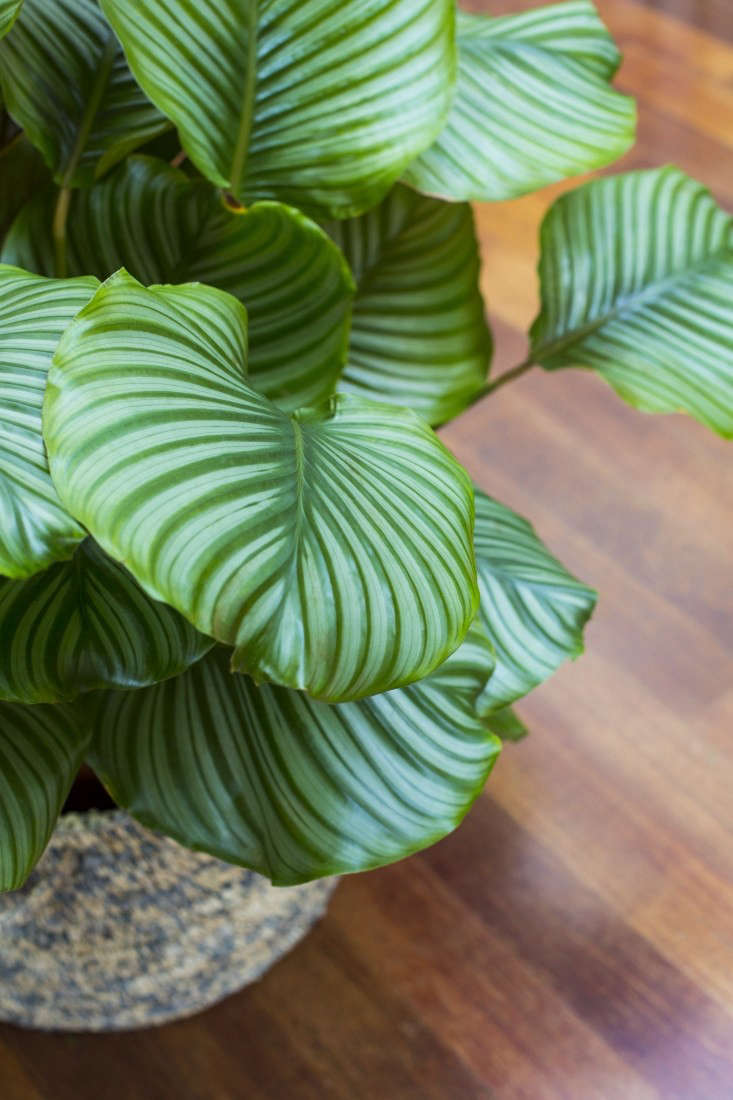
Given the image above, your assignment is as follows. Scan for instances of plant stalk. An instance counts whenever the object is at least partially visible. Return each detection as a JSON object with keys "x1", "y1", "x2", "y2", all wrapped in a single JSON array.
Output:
[
  {"x1": 52, "y1": 187, "x2": 73, "y2": 279},
  {"x1": 52, "y1": 33, "x2": 117, "y2": 277},
  {"x1": 481, "y1": 358, "x2": 536, "y2": 398}
]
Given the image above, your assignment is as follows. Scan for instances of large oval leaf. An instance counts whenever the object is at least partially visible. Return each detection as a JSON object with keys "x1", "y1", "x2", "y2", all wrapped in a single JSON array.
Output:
[
  {"x1": 0, "y1": 0, "x2": 22, "y2": 38},
  {"x1": 530, "y1": 166, "x2": 733, "y2": 438},
  {"x1": 0, "y1": 701, "x2": 88, "y2": 892},
  {"x1": 403, "y1": 1, "x2": 635, "y2": 202},
  {"x1": 99, "y1": 0, "x2": 456, "y2": 215},
  {"x1": 0, "y1": 0, "x2": 166, "y2": 187},
  {"x1": 45, "y1": 272, "x2": 478, "y2": 702},
  {"x1": 4, "y1": 156, "x2": 354, "y2": 410},
  {"x1": 325, "y1": 185, "x2": 491, "y2": 426},
  {"x1": 0, "y1": 539, "x2": 212, "y2": 705},
  {"x1": 474, "y1": 487, "x2": 596, "y2": 713},
  {"x1": 89, "y1": 626, "x2": 500, "y2": 885},
  {"x1": 0, "y1": 265, "x2": 96, "y2": 578}
]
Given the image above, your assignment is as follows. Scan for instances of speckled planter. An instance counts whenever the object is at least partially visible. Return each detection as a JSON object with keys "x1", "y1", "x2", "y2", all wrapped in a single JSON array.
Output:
[{"x1": 0, "y1": 811, "x2": 337, "y2": 1032}]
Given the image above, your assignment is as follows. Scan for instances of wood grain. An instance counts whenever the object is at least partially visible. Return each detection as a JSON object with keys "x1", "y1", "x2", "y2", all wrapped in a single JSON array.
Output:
[{"x1": 1, "y1": 1, "x2": 731, "y2": 1096}]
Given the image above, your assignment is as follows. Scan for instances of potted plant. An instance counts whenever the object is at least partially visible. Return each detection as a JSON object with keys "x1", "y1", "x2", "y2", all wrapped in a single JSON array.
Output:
[{"x1": 0, "y1": 0, "x2": 730, "y2": 1030}]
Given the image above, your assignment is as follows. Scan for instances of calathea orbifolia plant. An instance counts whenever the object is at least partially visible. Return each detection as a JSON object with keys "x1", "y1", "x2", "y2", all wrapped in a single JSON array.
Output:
[{"x1": 0, "y1": 0, "x2": 730, "y2": 892}]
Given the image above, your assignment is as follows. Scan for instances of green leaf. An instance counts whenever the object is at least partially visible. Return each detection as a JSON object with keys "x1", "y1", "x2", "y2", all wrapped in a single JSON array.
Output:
[
  {"x1": 89, "y1": 626, "x2": 500, "y2": 885},
  {"x1": 0, "y1": 264, "x2": 97, "y2": 579},
  {"x1": 0, "y1": 132, "x2": 49, "y2": 241},
  {"x1": 474, "y1": 488, "x2": 596, "y2": 713},
  {"x1": 0, "y1": 700, "x2": 89, "y2": 891},
  {"x1": 0, "y1": 0, "x2": 22, "y2": 38},
  {"x1": 3, "y1": 156, "x2": 355, "y2": 410},
  {"x1": 487, "y1": 706, "x2": 528, "y2": 743},
  {"x1": 325, "y1": 185, "x2": 491, "y2": 426},
  {"x1": 45, "y1": 271, "x2": 478, "y2": 702},
  {"x1": 0, "y1": 539, "x2": 213, "y2": 705},
  {"x1": 0, "y1": 0, "x2": 166, "y2": 187},
  {"x1": 531, "y1": 166, "x2": 733, "y2": 438},
  {"x1": 403, "y1": 1, "x2": 635, "y2": 202},
  {"x1": 99, "y1": 0, "x2": 456, "y2": 215}
]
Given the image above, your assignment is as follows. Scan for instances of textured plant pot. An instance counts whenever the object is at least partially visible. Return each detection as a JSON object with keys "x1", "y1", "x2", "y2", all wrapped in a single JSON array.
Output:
[{"x1": 0, "y1": 811, "x2": 337, "y2": 1032}]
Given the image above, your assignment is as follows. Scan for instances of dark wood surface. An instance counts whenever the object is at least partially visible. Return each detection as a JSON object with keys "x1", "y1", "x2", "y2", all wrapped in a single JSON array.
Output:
[{"x1": 2, "y1": 2, "x2": 732, "y2": 1096}]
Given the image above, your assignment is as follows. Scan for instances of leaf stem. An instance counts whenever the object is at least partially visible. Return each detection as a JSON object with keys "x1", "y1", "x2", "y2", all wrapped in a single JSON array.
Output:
[
  {"x1": 228, "y1": 10, "x2": 258, "y2": 200},
  {"x1": 52, "y1": 187, "x2": 73, "y2": 279},
  {"x1": 481, "y1": 358, "x2": 536, "y2": 398},
  {"x1": 52, "y1": 33, "x2": 117, "y2": 277}
]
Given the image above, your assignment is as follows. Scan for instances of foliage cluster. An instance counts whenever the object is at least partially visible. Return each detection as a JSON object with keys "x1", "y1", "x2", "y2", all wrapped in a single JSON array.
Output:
[{"x1": 0, "y1": 0, "x2": 730, "y2": 891}]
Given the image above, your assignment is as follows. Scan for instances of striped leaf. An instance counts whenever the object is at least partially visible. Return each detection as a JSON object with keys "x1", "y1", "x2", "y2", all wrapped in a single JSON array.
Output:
[
  {"x1": 45, "y1": 271, "x2": 478, "y2": 702},
  {"x1": 403, "y1": 1, "x2": 635, "y2": 202},
  {"x1": 0, "y1": 265, "x2": 96, "y2": 579},
  {"x1": 4, "y1": 156, "x2": 354, "y2": 410},
  {"x1": 0, "y1": 131, "x2": 48, "y2": 241},
  {"x1": 0, "y1": 539, "x2": 212, "y2": 705},
  {"x1": 325, "y1": 185, "x2": 491, "y2": 426},
  {"x1": 0, "y1": 701, "x2": 88, "y2": 891},
  {"x1": 89, "y1": 627, "x2": 500, "y2": 885},
  {"x1": 0, "y1": 0, "x2": 22, "y2": 39},
  {"x1": 99, "y1": 0, "x2": 456, "y2": 215},
  {"x1": 531, "y1": 167, "x2": 733, "y2": 438},
  {"x1": 0, "y1": 0, "x2": 166, "y2": 187},
  {"x1": 474, "y1": 488, "x2": 596, "y2": 713}
]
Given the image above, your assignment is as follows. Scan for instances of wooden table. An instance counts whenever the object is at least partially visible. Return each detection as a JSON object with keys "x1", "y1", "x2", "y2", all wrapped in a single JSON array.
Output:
[{"x1": 2, "y1": 1, "x2": 731, "y2": 1096}]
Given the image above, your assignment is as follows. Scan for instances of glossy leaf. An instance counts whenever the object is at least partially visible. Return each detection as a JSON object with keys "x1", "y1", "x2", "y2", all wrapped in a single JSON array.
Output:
[
  {"x1": 0, "y1": 701, "x2": 89, "y2": 891},
  {"x1": 0, "y1": 265, "x2": 96, "y2": 578},
  {"x1": 4, "y1": 156, "x2": 354, "y2": 410},
  {"x1": 89, "y1": 625, "x2": 500, "y2": 885},
  {"x1": 325, "y1": 185, "x2": 491, "y2": 426},
  {"x1": 0, "y1": 0, "x2": 22, "y2": 38},
  {"x1": 404, "y1": 1, "x2": 635, "y2": 202},
  {"x1": 99, "y1": 0, "x2": 456, "y2": 215},
  {"x1": 474, "y1": 488, "x2": 596, "y2": 712},
  {"x1": 0, "y1": 539, "x2": 212, "y2": 705},
  {"x1": 531, "y1": 167, "x2": 733, "y2": 437},
  {"x1": 0, "y1": 132, "x2": 48, "y2": 241},
  {"x1": 45, "y1": 272, "x2": 478, "y2": 702},
  {"x1": 0, "y1": 0, "x2": 166, "y2": 187}
]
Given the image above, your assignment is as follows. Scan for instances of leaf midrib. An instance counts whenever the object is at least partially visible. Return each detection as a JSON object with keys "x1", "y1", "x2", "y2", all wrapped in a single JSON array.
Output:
[
  {"x1": 282, "y1": 414, "x2": 307, "y2": 599},
  {"x1": 228, "y1": 4, "x2": 259, "y2": 197},
  {"x1": 457, "y1": 23, "x2": 615, "y2": 80},
  {"x1": 61, "y1": 31, "x2": 117, "y2": 187},
  {"x1": 532, "y1": 245, "x2": 733, "y2": 365},
  {"x1": 479, "y1": 563, "x2": 589, "y2": 600}
]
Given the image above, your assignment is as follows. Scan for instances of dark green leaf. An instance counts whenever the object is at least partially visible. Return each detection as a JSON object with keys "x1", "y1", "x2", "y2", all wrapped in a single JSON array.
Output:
[
  {"x1": 325, "y1": 185, "x2": 491, "y2": 426},
  {"x1": 0, "y1": 132, "x2": 48, "y2": 241},
  {"x1": 531, "y1": 166, "x2": 733, "y2": 437},
  {"x1": 131, "y1": 125, "x2": 179, "y2": 164},
  {"x1": 45, "y1": 272, "x2": 478, "y2": 702},
  {"x1": 0, "y1": 0, "x2": 166, "y2": 187},
  {"x1": 4, "y1": 156, "x2": 355, "y2": 410},
  {"x1": 89, "y1": 626, "x2": 500, "y2": 885},
  {"x1": 403, "y1": 0, "x2": 635, "y2": 202},
  {"x1": 487, "y1": 706, "x2": 529, "y2": 742},
  {"x1": 0, "y1": 264, "x2": 96, "y2": 578},
  {"x1": 100, "y1": 0, "x2": 456, "y2": 215},
  {"x1": 474, "y1": 487, "x2": 596, "y2": 712},
  {"x1": 0, "y1": 539, "x2": 212, "y2": 705},
  {"x1": 0, "y1": 700, "x2": 89, "y2": 891}
]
